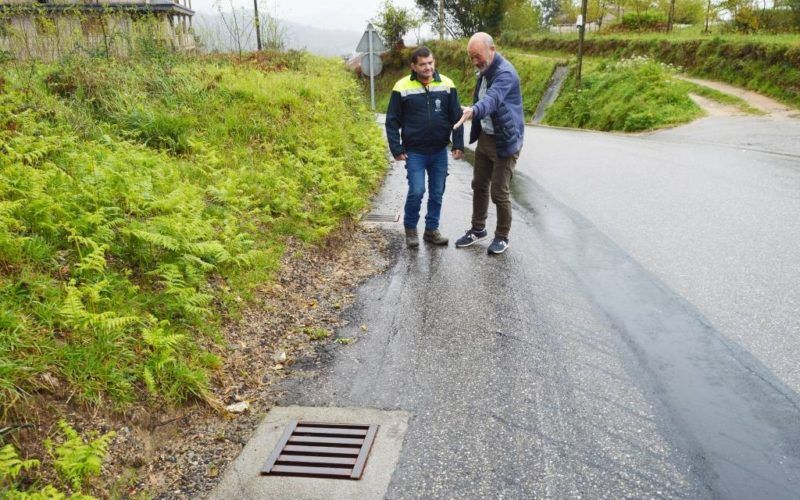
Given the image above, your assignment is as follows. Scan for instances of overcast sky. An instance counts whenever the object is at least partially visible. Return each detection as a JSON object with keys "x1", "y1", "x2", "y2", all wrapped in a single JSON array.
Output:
[{"x1": 191, "y1": 0, "x2": 422, "y2": 33}]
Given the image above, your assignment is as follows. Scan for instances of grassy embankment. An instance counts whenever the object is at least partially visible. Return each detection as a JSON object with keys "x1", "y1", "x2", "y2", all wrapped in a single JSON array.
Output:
[
  {"x1": 542, "y1": 56, "x2": 734, "y2": 131},
  {"x1": 369, "y1": 39, "x2": 759, "y2": 133},
  {"x1": 1, "y1": 51, "x2": 385, "y2": 495},
  {"x1": 506, "y1": 31, "x2": 800, "y2": 110}
]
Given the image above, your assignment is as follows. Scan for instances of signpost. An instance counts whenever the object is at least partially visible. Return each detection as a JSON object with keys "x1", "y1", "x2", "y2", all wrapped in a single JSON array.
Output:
[{"x1": 357, "y1": 23, "x2": 386, "y2": 111}]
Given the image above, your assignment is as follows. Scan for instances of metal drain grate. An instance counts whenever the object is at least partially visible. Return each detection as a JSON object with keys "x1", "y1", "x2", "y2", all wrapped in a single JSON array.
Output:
[
  {"x1": 260, "y1": 421, "x2": 379, "y2": 479},
  {"x1": 361, "y1": 213, "x2": 400, "y2": 223}
]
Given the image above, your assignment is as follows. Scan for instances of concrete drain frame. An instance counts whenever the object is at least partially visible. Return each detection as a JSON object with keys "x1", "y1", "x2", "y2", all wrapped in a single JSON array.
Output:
[
  {"x1": 260, "y1": 421, "x2": 379, "y2": 480},
  {"x1": 361, "y1": 213, "x2": 400, "y2": 223}
]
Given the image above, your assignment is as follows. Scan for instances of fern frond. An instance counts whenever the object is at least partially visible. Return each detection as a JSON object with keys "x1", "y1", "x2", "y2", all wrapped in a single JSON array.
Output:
[
  {"x1": 182, "y1": 304, "x2": 211, "y2": 317},
  {"x1": 125, "y1": 228, "x2": 180, "y2": 251},
  {"x1": 142, "y1": 367, "x2": 156, "y2": 395},
  {"x1": 182, "y1": 254, "x2": 216, "y2": 272},
  {"x1": 229, "y1": 249, "x2": 264, "y2": 268},
  {"x1": 59, "y1": 283, "x2": 88, "y2": 326},
  {"x1": 94, "y1": 314, "x2": 139, "y2": 333},
  {"x1": 66, "y1": 232, "x2": 97, "y2": 250},
  {"x1": 76, "y1": 244, "x2": 108, "y2": 274},
  {"x1": 186, "y1": 241, "x2": 231, "y2": 263},
  {"x1": 0, "y1": 443, "x2": 40, "y2": 481}
]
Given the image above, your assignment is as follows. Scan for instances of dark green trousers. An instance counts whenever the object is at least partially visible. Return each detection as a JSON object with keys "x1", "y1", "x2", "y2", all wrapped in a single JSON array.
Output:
[{"x1": 471, "y1": 132, "x2": 520, "y2": 239}]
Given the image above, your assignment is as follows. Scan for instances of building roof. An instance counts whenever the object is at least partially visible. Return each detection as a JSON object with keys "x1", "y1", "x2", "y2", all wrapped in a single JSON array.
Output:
[{"x1": 0, "y1": 1, "x2": 194, "y2": 16}]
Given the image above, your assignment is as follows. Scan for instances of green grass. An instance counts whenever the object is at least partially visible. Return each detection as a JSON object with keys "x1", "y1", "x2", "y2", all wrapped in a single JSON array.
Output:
[
  {"x1": 544, "y1": 56, "x2": 704, "y2": 131},
  {"x1": 505, "y1": 33, "x2": 800, "y2": 108},
  {"x1": 676, "y1": 79, "x2": 763, "y2": 114},
  {"x1": 504, "y1": 50, "x2": 567, "y2": 120},
  {"x1": 0, "y1": 51, "x2": 386, "y2": 413},
  {"x1": 506, "y1": 25, "x2": 800, "y2": 45},
  {"x1": 370, "y1": 39, "x2": 769, "y2": 132}
]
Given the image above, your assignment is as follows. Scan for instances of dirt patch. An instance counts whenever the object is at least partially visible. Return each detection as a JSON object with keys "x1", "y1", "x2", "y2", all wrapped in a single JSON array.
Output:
[
  {"x1": 687, "y1": 93, "x2": 746, "y2": 118},
  {"x1": 5, "y1": 220, "x2": 395, "y2": 498},
  {"x1": 678, "y1": 75, "x2": 800, "y2": 119}
]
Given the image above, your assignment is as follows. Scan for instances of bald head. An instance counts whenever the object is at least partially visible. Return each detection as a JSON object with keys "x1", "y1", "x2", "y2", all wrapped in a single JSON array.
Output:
[
  {"x1": 467, "y1": 32, "x2": 496, "y2": 72},
  {"x1": 468, "y1": 32, "x2": 494, "y2": 50}
]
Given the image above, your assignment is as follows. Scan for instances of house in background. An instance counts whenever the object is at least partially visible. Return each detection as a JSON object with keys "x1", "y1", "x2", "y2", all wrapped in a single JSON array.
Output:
[{"x1": 0, "y1": 0, "x2": 195, "y2": 60}]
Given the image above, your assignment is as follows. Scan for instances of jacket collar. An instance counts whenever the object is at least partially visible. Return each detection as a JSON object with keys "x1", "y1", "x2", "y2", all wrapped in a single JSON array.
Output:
[
  {"x1": 479, "y1": 52, "x2": 505, "y2": 80},
  {"x1": 411, "y1": 70, "x2": 442, "y2": 84}
]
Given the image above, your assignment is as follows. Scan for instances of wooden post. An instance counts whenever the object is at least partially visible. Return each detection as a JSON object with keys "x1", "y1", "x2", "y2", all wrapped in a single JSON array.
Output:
[
  {"x1": 576, "y1": 0, "x2": 588, "y2": 87},
  {"x1": 253, "y1": 0, "x2": 262, "y2": 50},
  {"x1": 438, "y1": 0, "x2": 444, "y2": 40}
]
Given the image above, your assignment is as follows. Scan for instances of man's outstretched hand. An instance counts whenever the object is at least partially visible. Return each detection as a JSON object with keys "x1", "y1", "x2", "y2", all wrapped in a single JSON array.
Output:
[
  {"x1": 452, "y1": 149, "x2": 463, "y2": 160},
  {"x1": 453, "y1": 106, "x2": 474, "y2": 130},
  {"x1": 394, "y1": 153, "x2": 408, "y2": 161}
]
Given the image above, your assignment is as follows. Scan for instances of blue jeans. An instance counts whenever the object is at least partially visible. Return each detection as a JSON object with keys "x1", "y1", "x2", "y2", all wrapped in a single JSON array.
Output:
[{"x1": 404, "y1": 149, "x2": 449, "y2": 231}]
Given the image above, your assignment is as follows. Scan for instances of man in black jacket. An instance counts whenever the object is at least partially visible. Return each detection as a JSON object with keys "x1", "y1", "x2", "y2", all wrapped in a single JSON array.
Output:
[{"x1": 385, "y1": 46, "x2": 465, "y2": 248}]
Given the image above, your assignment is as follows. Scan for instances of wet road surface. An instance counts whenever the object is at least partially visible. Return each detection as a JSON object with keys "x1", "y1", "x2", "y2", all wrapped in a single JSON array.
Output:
[{"x1": 279, "y1": 115, "x2": 800, "y2": 499}]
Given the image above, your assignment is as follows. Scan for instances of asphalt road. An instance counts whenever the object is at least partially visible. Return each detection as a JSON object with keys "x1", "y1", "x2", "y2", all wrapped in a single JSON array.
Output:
[{"x1": 280, "y1": 115, "x2": 800, "y2": 499}]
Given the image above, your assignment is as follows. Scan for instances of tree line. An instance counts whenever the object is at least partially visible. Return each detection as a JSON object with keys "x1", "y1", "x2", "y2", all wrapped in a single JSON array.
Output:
[{"x1": 373, "y1": 0, "x2": 800, "y2": 48}]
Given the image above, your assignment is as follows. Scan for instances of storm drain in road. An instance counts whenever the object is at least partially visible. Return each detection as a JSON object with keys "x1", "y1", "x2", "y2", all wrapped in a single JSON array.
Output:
[
  {"x1": 260, "y1": 421, "x2": 379, "y2": 480},
  {"x1": 361, "y1": 213, "x2": 400, "y2": 223}
]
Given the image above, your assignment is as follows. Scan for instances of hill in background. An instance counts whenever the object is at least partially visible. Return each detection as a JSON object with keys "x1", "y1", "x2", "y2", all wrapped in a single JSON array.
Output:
[{"x1": 194, "y1": 13, "x2": 361, "y2": 57}]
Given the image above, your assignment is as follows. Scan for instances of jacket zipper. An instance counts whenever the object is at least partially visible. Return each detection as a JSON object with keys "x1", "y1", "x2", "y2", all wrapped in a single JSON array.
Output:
[{"x1": 424, "y1": 85, "x2": 431, "y2": 129}]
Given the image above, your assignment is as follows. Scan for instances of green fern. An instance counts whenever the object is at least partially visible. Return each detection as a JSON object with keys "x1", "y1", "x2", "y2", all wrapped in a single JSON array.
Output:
[
  {"x1": 124, "y1": 228, "x2": 180, "y2": 251},
  {"x1": 2, "y1": 53, "x2": 387, "y2": 418},
  {"x1": 141, "y1": 366, "x2": 156, "y2": 395},
  {"x1": 75, "y1": 243, "x2": 108, "y2": 274},
  {"x1": 185, "y1": 241, "x2": 230, "y2": 263},
  {"x1": 47, "y1": 420, "x2": 115, "y2": 492},
  {"x1": 0, "y1": 443, "x2": 40, "y2": 482}
]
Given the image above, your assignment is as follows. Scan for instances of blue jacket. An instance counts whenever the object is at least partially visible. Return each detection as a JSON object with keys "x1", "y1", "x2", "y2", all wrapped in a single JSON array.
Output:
[
  {"x1": 385, "y1": 70, "x2": 465, "y2": 157},
  {"x1": 469, "y1": 53, "x2": 525, "y2": 158}
]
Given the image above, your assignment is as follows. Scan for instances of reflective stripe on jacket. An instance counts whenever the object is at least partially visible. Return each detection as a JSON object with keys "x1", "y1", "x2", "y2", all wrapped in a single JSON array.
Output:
[{"x1": 385, "y1": 70, "x2": 465, "y2": 157}]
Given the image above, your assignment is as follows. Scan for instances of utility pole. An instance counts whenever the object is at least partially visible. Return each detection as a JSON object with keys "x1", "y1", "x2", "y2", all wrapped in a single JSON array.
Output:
[
  {"x1": 439, "y1": 0, "x2": 444, "y2": 40},
  {"x1": 576, "y1": 0, "x2": 588, "y2": 87},
  {"x1": 254, "y1": 0, "x2": 262, "y2": 51},
  {"x1": 667, "y1": 0, "x2": 676, "y2": 33}
]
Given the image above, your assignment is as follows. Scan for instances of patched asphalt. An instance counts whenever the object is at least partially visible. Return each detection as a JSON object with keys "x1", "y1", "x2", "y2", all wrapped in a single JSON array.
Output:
[{"x1": 229, "y1": 115, "x2": 800, "y2": 499}]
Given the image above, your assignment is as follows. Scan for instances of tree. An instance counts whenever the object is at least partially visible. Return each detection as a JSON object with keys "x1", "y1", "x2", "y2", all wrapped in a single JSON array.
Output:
[
  {"x1": 414, "y1": 0, "x2": 510, "y2": 38},
  {"x1": 703, "y1": 0, "x2": 722, "y2": 31},
  {"x1": 719, "y1": 0, "x2": 760, "y2": 30},
  {"x1": 537, "y1": 0, "x2": 562, "y2": 26},
  {"x1": 657, "y1": 0, "x2": 705, "y2": 24},
  {"x1": 215, "y1": 0, "x2": 255, "y2": 57},
  {"x1": 554, "y1": 0, "x2": 579, "y2": 24},
  {"x1": 374, "y1": 0, "x2": 420, "y2": 50},
  {"x1": 502, "y1": 0, "x2": 542, "y2": 33},
  {"x1": 782, "y1": 0, "x2": 800, "y2": 28},
  {"x1": 588, "y1": 0, "x2": 612, "y2": 28},
  {"x1": 259, "y1": 11, "x2": 286, "y2": 50}
]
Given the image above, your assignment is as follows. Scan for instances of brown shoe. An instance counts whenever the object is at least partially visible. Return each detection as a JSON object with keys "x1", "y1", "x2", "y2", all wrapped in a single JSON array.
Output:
[
  {"x1": 405, "y1": 228, "x2": 419, "y2": 248},
  {"x1": 423, "y1": 229, "x2": 449, "y2": 246}
]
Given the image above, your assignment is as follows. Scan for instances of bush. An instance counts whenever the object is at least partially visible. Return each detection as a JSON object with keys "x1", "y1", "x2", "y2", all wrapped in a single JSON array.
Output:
[
  {"x1": 621, "y1": 10, "x2": 667, "y2": 31},
  {"x1": 544, "y1": 56, "x2": 702, "y2": 131}
]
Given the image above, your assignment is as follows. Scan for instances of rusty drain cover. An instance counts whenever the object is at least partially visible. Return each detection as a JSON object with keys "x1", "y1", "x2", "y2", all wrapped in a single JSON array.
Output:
[{"x1": 260, "y1": 421, "x2": 379, "y2": 479}]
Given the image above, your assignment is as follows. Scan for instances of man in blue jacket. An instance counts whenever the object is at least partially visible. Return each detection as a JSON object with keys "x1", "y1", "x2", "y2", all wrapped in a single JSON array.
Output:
[
  {"x1": 386, "y1": 46, "x2": 465, "y2": 248},
  {"x1": 453, "y1": 33, "x2": 525, "y2": 255}
]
